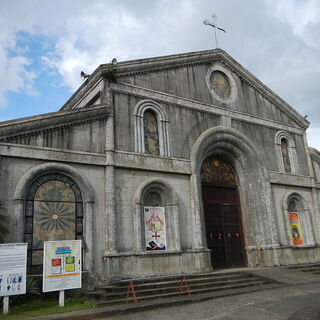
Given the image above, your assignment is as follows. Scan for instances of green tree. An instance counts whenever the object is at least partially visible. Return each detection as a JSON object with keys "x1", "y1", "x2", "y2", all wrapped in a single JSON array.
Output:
[{"x1": 0, "y1": 202, "x2": 9, "y2": 243}]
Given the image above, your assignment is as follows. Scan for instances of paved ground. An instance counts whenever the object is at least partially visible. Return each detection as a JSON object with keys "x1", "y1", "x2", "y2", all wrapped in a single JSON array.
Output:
[
  {"x1": 26, "y1": 266, "x2": 320, "y2": 320},
  {"x1": 100, "y1": 282, "x2": 320, "y2": 320}
]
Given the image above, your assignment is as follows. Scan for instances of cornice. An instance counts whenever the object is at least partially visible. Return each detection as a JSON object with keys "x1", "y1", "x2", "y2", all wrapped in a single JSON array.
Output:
[
  {"x1": 310, "y1": 147, "x2": 320, "y2": 164},
  {"x1": 268, "y1": 170, "x2": 315, "y2": 188},
  {"x1": 110, "y1": 82, "x2": 305, "y2": 135},
  {"x1": 0, "y1": 106, "x2": 109, "y2": 142},
  {"x1": 60, "y1": 66, "x2": 103, "y2": 111}
]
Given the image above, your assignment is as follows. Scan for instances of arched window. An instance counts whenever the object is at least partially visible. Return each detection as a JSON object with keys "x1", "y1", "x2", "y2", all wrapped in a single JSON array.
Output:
[
  {"x1": 281, "y1": 138, "x2": 291, "y2": 173},
  {"x1": 134, "y1": 100, "x2": 171, "y2": 156},
  {"x1": 287, "y1": 194, "x2": 314, "y2": 246},
  {"x1": 25, "y1": 173, "x2": 83, "y2": 274},
  {"x1": 201, "y1": 158, "x2": 236, "y2": 186},
  {"x1": 275, "y1": 131, "x2": 298, "y2": 174},
  {"x1": 135, "y1": 181, "x2": 180, "y2": 252},
  {"x1": 143, "y1": 110, "x2": 160, "y2": 155}
]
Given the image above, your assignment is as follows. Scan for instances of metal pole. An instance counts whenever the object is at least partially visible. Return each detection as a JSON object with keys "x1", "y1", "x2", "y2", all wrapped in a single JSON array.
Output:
[
  {"x1": 3, "y1": 296, "x2": 9, "y2": 314},
  {"x1": 59, "y1": 290, "x2": 65, "y2": 307}
]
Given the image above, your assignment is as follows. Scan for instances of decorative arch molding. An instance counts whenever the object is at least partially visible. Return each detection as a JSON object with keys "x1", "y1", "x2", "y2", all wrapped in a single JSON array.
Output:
[
  {"x1": 275, "y1": 131, "x2": 298, "y2": 174},
  {"x1": 190, "y1": 126, "x2": 280, "y2": 264},
  {"x1": 13, "y1": 162, "x2": 94, "y2": 272},
  {"x1": 134, "y1": 99, "x2": 171, "y2": 156},
  {"x1": 282, "y1": 192, "x2": 316, "y2": 247},
  {"x1": 14, "y1": 162, "x2": 94, "y2": 202},
  {"x1": 133, "y1": 178, "x2": 180, "y2": 252}
]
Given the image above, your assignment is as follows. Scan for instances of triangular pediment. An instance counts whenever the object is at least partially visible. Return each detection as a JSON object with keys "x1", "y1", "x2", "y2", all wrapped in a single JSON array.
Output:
[
  {"x1": 60, "y1": 49, "x2": 308, "y2": 129},
  {"x1": 115, "y1": 50, "x2": 308, "y2": 129}
]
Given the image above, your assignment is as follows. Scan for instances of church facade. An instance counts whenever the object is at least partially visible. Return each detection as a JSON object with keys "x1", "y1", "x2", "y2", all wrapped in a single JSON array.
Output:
[{"x1": 2, "y1": 49, "x2": 320, "y2": 286}]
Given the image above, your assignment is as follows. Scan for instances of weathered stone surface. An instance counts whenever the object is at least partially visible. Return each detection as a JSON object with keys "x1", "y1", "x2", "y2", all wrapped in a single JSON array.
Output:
[{"x1": 0, "y1": 49, "x2": 319, "y2": 286}]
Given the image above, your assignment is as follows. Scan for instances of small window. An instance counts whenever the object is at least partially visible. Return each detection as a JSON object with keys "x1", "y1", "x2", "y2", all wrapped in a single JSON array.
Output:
[
  {"x1": 281, "y1": 138, "x2": 291, "y2": 173},
  {"x1": 275, "y1": 131, "x2": 297, "y2": 174}
]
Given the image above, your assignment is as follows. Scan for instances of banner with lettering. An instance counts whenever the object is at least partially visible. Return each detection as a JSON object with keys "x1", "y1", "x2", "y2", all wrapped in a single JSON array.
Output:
[
  {"x1": 144, "y1": 207, "x2": 166, "y2": 251},
  {"x1": 43, "y1": 240, "x2": 81, "y2": 292},
  {"x1": 0, "y1": 243, "x2": 27, "y2": 297}
]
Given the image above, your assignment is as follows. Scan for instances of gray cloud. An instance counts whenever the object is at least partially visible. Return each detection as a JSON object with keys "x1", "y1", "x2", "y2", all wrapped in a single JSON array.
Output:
[{"x1": 0, "y1": 0, "x2": 319, "y2": 148}]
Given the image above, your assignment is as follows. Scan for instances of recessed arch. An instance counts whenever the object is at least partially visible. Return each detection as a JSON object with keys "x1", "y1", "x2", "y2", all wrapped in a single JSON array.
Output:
[
  {"x1": 190, "y1": 126, "x2": 279, "y2": 267},
  {"x1": 25, "y1": 173, "x2": 83, "y2": 273},
  {"x1": 283, "y1": 192, "x2": 315, "y2": 246},
  {"x1": 14, "y1": 162, "x2": 94, "y2": 202},
  {"x1": 134, "y1": 100, "x2": 171, "y2": 156},
  {"x1": 275, "y1": 131, "x2": 298, "y2": 174},
  {"x1": 13, "y1": 162, "x2": 95, "y2": 273},
  {"x1": 201, "y1": 157, "x2": 244, "y2": 268},
  {"x1": 133, "y1": 179, "x2": 180, "y2": 252}
]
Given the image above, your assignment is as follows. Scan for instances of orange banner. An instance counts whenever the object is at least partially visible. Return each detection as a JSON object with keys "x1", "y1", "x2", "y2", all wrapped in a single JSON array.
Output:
[{"x1": 288, "y1": 212, "x2": 303, "y2": 245}]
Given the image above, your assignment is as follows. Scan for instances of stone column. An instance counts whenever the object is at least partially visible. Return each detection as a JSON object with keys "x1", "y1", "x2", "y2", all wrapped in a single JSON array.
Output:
[
  {"x1": 13, "y1": 199, "x2": 24, "y2": 242},
  {"x1": 311, "y1": 188, "x2": 320, "y2": 245},
  {"x1": 189, "y1": 170, "x2": 206, "y2": 250},
  {"x1": 133, "y1": 203, "x2": 143, "y2": 251},
  {"x1": 303, "y1": 133, "x2": 314, "y2": 176},
  {"x1": 104, "y1": 84, "x2": 117, "y2": 253},
  {"x1": 84, "y1": 201, "x2": 94, "y2": 271},
  {"x1": 170, "y1": 203, "x2": 181, "y2": 251},
  {"x1": 105, "y1": 161, "x2": 116, "y2": 253}
]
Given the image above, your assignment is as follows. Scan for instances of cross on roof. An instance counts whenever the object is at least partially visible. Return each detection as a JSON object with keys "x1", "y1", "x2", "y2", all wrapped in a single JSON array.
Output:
[{"x1": 203, "y1": 14, "x2": 226, "y2": 49}]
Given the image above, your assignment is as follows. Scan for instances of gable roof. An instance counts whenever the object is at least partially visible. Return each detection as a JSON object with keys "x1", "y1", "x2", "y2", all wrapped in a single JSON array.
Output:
[{"x1": 60, "y1": 49, "x2": 309, "y2": 129}]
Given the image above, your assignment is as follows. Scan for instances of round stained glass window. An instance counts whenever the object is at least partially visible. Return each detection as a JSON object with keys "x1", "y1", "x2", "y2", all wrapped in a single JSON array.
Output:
[{"x1": 210, "y1": 71, "x2": 231, "y2": 99}]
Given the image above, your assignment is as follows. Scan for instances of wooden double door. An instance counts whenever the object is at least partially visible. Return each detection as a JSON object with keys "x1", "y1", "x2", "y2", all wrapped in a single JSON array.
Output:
[{"x1": 202, "y1": 185, "x2": 245, "y2": 268}]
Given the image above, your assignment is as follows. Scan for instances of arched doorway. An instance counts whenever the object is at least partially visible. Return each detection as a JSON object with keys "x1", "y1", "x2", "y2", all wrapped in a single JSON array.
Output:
[
  {"x1": 24, "y1": 173, "x2": 83, "y2": 274},
  {"x1": 201, "y1": 157, "x2": 245, "y2": 268}
]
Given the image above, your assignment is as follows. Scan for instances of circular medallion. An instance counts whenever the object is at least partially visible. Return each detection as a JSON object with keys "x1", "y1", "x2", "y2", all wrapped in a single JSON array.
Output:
[{"x1": 210, "y1": 71, "x2": 231, "y2": 99}]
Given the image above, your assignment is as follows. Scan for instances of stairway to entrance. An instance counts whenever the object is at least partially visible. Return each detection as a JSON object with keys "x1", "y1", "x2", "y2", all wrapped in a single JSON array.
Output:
[{"x1": 87, "y1": 270, "x2": 282, "y2": 307}]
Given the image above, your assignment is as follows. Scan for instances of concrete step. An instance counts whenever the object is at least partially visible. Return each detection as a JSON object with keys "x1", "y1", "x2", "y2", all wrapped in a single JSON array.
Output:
[
  {"x1": 95, "y1": 273, "x2": 262, "y2": 294},
  {"x1": 94, "y1": 275, "x2": 269, "y2": 292},
  {"x1": 87, "y1": 270, "x2": 280, "y2": 306},
  {"x1": 91, "y1": 279, "x2": 277, "y2": 307},
  {"x1": 109, "y1": 271, "x2": 251, "y2": 286},
  {"x1": 90, "y1": 278, "x2": 273, "y2": 301}
]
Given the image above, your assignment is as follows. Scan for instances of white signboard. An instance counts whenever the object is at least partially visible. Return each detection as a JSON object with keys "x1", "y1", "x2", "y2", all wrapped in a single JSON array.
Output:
[
  {"x1": 0, "y1": 243, "x2": 27, "y2": 297},
  {"x1": 144, "y1": 206, "x2": 166, "y2": 251},
  {"x1": 43, "y1": 240, "x2": 81, "y2": 292}
]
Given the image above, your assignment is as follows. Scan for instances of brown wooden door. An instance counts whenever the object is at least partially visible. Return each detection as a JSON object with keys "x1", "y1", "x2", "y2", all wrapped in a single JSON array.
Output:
[{"x1": 203, "y1": 186, "x2": 244, "y2": 268}]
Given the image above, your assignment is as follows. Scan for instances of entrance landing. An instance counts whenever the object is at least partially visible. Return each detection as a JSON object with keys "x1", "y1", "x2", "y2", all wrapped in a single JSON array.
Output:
[
  {"x1": 247, "y1": 264, "x2": 320, "y2": 285},
  {"x1": 211, "y1": 264, "x2": 320, "y2": 285}
]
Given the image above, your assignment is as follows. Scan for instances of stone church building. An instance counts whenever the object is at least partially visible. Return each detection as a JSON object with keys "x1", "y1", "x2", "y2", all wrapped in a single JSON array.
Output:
[{"x1": 2, "y1": 49, "x2": 320, "y2": 285}]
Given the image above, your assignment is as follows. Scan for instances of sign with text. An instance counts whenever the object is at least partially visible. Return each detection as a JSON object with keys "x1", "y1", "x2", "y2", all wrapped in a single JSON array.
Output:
[
  {"x1": 0, "y1": 243, "x2": 27, "y2": 297},
  {"x1": 288, "y1": 212, "x2": 303, "y2": 245},
  {"x1": 43, "y1": 240, "x2": 81, "y2": 292},
  {"x1": 144, "y1": 206, "x2": 166, "y2": 251}
]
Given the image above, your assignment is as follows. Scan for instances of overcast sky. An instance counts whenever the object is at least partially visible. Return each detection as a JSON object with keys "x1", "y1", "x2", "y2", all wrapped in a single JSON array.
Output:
[{"x1": 0, "y1": 0, "x2": 319, "y2": 149}]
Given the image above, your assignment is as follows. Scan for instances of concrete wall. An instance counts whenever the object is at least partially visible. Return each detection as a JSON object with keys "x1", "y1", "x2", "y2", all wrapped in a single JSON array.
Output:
[
  {"x1": 5, "y1": 119, "x2": 106, "y2": 154},
  {"x1": 0, "y1": 50, "x2": 318, "y2": 285},
  {"x1": 0, "y1": 154, "x2": 107, "y2": 283},
  {"x1": 113, "y1": 90, "x2": 309, "y2": 175},
  {"x1": 114, "y1": 168, "x2": 191, "y2": 252}
]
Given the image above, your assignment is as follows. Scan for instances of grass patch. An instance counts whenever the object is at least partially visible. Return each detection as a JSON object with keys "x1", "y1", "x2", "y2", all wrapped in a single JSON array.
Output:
[{"x1": 0, "y1": 297, "x2": 95, "y2": 319}]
